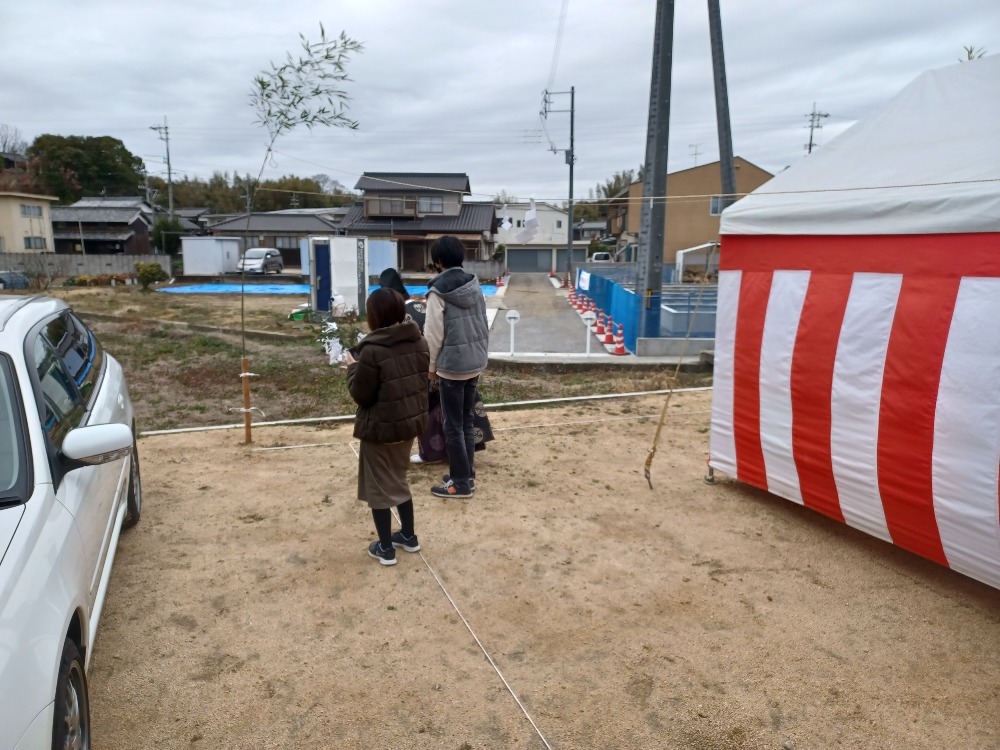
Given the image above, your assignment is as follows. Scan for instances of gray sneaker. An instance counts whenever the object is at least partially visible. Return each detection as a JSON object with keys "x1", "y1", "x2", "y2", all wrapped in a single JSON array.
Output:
[
  {"x1": 431, "y1": 479, "x2": 473, "y2": 499},
  {"x1": 442, "y1": 474, "x2": 475, "y2": 490},
  {"x1": 368, "y1": 541, "x2": 397, "y2": 566},
  {"x1": 390, "y1": 531, "x2": 420, "y2": 552}
]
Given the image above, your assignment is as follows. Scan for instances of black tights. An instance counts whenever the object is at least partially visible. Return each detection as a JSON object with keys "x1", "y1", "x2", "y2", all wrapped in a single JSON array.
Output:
[{"x1": 371, "y1": 500, "x2": 414, "y2": 547}]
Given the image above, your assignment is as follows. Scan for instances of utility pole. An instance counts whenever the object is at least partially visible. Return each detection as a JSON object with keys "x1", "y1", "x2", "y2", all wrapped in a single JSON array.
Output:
[
  {"x1": 150, "y1": 116, "x2": 174, "y2": 219},
  {"x1": 689, "y1": 143, "x2": 702, "y2": 166},
  {"x1": 540, "y1": 86, "x2": 575, "y2": 277},
  {"x1": 635, "y1": 0, "x2": 675, "y2": 339},
  {"x1": 708, "y1": 0, "x2": 737, "y2": 213},
  {"x1": 805, "y1": 102, "x2": 829, "y2": 154}
]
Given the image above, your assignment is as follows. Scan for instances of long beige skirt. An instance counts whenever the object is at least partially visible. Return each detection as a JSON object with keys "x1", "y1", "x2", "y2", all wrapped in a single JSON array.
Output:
[{"x1": 357, "y1": 438, "x2": 414, "y2": 510}]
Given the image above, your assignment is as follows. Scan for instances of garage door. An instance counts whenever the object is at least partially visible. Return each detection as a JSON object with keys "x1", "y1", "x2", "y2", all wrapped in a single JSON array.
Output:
[{"x1": 507, "y1": 247, "x2": 553, "y2": 272}]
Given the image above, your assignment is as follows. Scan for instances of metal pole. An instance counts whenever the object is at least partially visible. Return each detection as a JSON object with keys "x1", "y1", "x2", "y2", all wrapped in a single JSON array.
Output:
[
  {"x1": 708, "y1": 0, "x2": 737, "y2": 211},
  {"x1": 566, "y1": 86, "x2": 575, "y2": 284},
  {"x1": 635, "y1": 0, "x2": 675, "y2": 339}
]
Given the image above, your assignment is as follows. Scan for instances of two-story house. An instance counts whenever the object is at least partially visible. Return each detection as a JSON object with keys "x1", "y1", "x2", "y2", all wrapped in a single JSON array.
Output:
[
  {"x1": 607, "y1": 156, "x2": 773, "y2": 263},
  {"x1": 495, "y1": 202, "x2": 590, "y2": 272},
  {"x1": 0, "y1": 191, "x2": 58, "y2": 257},
  {"x1": 339, "y1": 173, "x2": 496, "y2": 271},
  {"x1": 50, "y1": 197, "x2": 158, "y2": 255}
]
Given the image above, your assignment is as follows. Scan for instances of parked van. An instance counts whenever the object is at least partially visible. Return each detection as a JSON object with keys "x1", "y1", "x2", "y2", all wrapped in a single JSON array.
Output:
[{"x1": 590, "y1": 252, "x2": 613, "y2": 263}]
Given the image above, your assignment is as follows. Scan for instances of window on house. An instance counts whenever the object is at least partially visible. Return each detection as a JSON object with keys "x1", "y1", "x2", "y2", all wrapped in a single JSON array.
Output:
[
  {"x1": 556, "y1": 220, "x2": 563, "y2": 228},
  {"x1": 379, "y1": 198, "x2": 405, "y2": 214},
  {"x1": 417, "y1": 196, "x2": 444, "y2": 213},
  {"x1": 516, "y1": 220, "x2": 523, "y2": 228},
  {"x1": 274, "y1": 236, "x2": 298, "y2": 249},
  {"x1": 23, "y1": 237, "x2": 46, "y2": 250},
  {"x1": 19, "y1": 204, "x2": 42, "y2": 218},
  {"x1": 710, "y1": 196, "x2": 724, "y2": 216}
]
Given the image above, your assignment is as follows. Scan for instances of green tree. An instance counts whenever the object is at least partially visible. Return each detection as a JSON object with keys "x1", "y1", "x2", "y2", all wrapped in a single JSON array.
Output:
[
  {"x1": 27, "y1": 134, "x2": 145, "y2": 203},
  {"x1": 152, "y1": 216, "x2": 184, "y2": 254},
  {"x1": 134, "y1": 261, "x2": 169, "y2": 290}
]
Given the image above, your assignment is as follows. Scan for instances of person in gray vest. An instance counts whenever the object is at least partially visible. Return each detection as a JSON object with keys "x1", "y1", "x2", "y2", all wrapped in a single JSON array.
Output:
[{"x1": 423, "y1": 235, "x2": 489, "y2": 499}]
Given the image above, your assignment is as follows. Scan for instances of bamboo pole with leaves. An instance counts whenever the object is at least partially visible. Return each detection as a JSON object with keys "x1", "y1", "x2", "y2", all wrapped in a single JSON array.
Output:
[{"x1": 236, "y1": 24, "x2": 363, "y2": 444}]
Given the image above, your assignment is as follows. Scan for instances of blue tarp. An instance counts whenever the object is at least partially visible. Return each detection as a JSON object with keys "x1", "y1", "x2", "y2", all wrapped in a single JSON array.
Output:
[{"x1": 158, "y1": 284, "x2": 310, "y2": 295}]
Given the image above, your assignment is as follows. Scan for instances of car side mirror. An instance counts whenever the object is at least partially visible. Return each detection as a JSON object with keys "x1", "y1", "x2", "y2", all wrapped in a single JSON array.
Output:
[{"x1": 59, "y1": 423, "x2": 133, "y2": 473}]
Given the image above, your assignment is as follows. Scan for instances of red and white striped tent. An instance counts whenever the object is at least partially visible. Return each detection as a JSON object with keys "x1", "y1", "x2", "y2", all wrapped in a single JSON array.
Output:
[{"x1": 710, "y1": 56, "x2": 1000, "y2": 590}]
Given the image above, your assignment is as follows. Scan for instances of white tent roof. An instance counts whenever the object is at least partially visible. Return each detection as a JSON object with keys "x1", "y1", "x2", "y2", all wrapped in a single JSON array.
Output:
[{"x1": 722, "y1": 55, "x2": 1000, "y2": 236}]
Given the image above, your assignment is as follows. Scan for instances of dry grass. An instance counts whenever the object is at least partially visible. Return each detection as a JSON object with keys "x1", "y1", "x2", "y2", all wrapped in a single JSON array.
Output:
[{"x1": 25, "y1": 285, "x2": 710, "y2": 432}]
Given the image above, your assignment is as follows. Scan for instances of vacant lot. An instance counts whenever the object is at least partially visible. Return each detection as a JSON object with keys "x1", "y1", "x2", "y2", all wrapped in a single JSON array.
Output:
[
  {"x1": 39, "y1": 285, "x2": 708, "y2": 432},
  {"x1": 88, "y1": 390, "x2": 1000, "y2": 749}
]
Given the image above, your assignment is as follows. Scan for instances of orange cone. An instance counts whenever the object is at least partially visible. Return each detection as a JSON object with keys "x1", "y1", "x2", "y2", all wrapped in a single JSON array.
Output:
[
  {"x1": 496, "y1": 275, "x2": 504, "y2": 288},
  {"x1": 612, "y1": 324, "x2": 627, "y2": 355},
  {"x1": 595, "y1": 313, "x2": 606, "y2": 335},
  {"x1": 604, "y1": 317, "x2": 615, "y2": 344}
]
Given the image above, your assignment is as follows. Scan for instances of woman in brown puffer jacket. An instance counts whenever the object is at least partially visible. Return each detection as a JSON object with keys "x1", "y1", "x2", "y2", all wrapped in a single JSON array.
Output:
[{"x1": 346, "y1": 288, "x2": 429, "y2": 566}]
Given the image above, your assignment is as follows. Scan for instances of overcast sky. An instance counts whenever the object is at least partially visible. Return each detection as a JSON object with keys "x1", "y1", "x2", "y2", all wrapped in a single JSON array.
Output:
[{"x1": 2, "y1": 0, "x2": 997, "y2": 204}]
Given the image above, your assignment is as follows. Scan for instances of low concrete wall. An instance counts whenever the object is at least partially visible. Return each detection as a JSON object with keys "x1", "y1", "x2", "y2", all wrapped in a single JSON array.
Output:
[
  {"x1": 0, "y1": 253, "x2": 171, "y2": 278},
  {"x1": 467, "y1": 260, "x2": 503, "y2": 280},
  {"x1": 636, "y1": 337, "x2": 715, "y2": 356}
]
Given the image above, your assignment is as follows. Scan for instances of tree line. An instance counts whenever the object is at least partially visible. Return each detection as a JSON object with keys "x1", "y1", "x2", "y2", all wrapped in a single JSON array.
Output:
[
  {"x1": 4, "y1": 123, "x2": 640, "y2": 223},
  {"x1": 0, "y1": 126, "x2": 356, "y2": 212}
]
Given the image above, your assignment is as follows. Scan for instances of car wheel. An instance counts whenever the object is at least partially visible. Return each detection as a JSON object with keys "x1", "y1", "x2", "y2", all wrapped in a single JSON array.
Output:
[
  {"x1": 276, "y1": 265, "x2": 283, "y2": 274},
  {"x1": 52, "y1": 639, "x2": 90, "y2": 750},
  {"x1": 123, "y1": 439, "x2": 142, "y2": 529}
]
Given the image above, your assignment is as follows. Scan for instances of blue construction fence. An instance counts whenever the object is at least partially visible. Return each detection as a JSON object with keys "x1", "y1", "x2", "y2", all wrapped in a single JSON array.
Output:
[{"x1": 575, "y1": 265, "x2": 717, "y2": 353}]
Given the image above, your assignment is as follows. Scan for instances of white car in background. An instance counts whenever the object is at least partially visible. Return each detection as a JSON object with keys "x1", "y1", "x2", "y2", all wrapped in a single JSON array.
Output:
[
  {"x1": 0, "y1": 295, "x2": 141, "y2": 750},
  {"x1": 236, "y1": 247, "x2": 284, "y2": 274}
]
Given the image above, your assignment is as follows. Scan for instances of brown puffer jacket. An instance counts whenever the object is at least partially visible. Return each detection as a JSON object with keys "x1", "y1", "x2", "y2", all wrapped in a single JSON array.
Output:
[{"x1": 347, "y1": 319, "x2": 429, "y2": 443}]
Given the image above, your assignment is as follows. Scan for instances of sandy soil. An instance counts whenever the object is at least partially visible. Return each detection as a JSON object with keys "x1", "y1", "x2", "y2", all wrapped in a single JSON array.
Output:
[{"x1": 87, "y1": 390, "x2": 1000, "y2": 749}]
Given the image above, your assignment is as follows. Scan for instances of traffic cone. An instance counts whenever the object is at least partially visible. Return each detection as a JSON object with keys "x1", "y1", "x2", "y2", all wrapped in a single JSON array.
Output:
[
  {"x1": 496, "y1": 275, "x2": 504, "y2": 288},
  {"x1": 612, "y1": 324, "x2": 627, "y2": 355},
  {"x1": 549, "y1": 268, "x2": 556, "y2": 278},
  {"x1": 595, "y1": 313, "x2": 606, "y2": 335},
  {"x1": 603, "y1": 316, "x2": 615, "y2": 344}
]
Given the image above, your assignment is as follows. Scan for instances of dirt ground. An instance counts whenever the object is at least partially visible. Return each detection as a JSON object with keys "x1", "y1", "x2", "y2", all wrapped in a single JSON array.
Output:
[{"x1": 88, "y1": 390, "x2": 1000, "y2": 750}]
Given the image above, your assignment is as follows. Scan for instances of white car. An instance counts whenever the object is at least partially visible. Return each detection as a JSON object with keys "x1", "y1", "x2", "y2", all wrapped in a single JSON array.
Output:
[
  {"x1": 236, "y1": 248, "x2": 283, "y2": 274},
  {"x1": 590, "y1": 251, "x2": 613, "y2": 263},
  {"x1": 0, "y1": 295, "x2": 140, "y2": 750}
]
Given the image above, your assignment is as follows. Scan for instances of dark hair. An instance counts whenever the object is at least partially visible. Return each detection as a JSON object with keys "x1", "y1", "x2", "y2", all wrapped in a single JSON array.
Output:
[
  {"x1": 430, "y1": 235, "x2": 465, "y2": 269},
  {"x1": 378, "y1": 267, "x2": 409, "y2": 300},
  {"x1": 366, "y1": 288, "x2": 406, "y2": 330}
]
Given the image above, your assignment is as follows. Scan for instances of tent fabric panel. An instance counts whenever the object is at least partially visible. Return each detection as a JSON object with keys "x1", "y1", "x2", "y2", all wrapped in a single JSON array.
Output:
[
  {"x1": 719, "y1": 233, "x2": 1000, "y2": 277},
  {"x1": 731, "y1": 271, "x2": 771, "y2": 489},
  {"x1": 830, "y1": 273, "x2": 899, "y2": 543},
  {"x1": 876, "y1": 277, "x2": 957, "y2": 565},
  {"x1": 721, "y1": 57, "x2": 1000, "y2": 237},
  {"x1": 708, "y1": 270, "x2": 740, "y2": 478},
  {"x1": 790, "y1": 273, "x2": 853, "y2": 522},
  {"x1": 932, "y1": 278, "x2": 1000, "y2": 589},
  {"x1": 758, "y1": 271, "x2": 809, "y2": 505}
]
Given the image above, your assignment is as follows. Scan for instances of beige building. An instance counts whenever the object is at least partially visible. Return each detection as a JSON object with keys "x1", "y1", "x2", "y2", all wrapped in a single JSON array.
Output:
[
  {"x1": 608, "y1": 157, "x2": 773, "y2": 261},
  {"x1": 0, "y1": 191, "x2": 57, "y2": 256}
]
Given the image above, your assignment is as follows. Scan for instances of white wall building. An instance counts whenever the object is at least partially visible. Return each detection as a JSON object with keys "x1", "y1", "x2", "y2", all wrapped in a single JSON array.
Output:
[{"x1": 495, "y1": 202, "x2": 586, "y2": 273}]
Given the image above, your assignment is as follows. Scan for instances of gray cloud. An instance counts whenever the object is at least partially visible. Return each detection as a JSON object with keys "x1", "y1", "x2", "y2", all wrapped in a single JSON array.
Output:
[{"x1": 2, "y1": 0, "x2": 997, "y2": 201}]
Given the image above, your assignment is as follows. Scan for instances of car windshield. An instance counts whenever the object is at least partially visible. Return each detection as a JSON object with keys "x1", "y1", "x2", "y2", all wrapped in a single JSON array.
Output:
[
  {"x1": 243, "y1": 250, "x2": 266, "y2": 260},
  {"x1": 0, "y1": 356, "x2": 26, "y2": 501}
]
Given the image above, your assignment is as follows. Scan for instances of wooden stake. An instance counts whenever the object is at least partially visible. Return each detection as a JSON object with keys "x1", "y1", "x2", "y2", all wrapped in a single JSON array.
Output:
[{"x1": 241, "y1": 356, "x2": 252, "y2": 444}]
